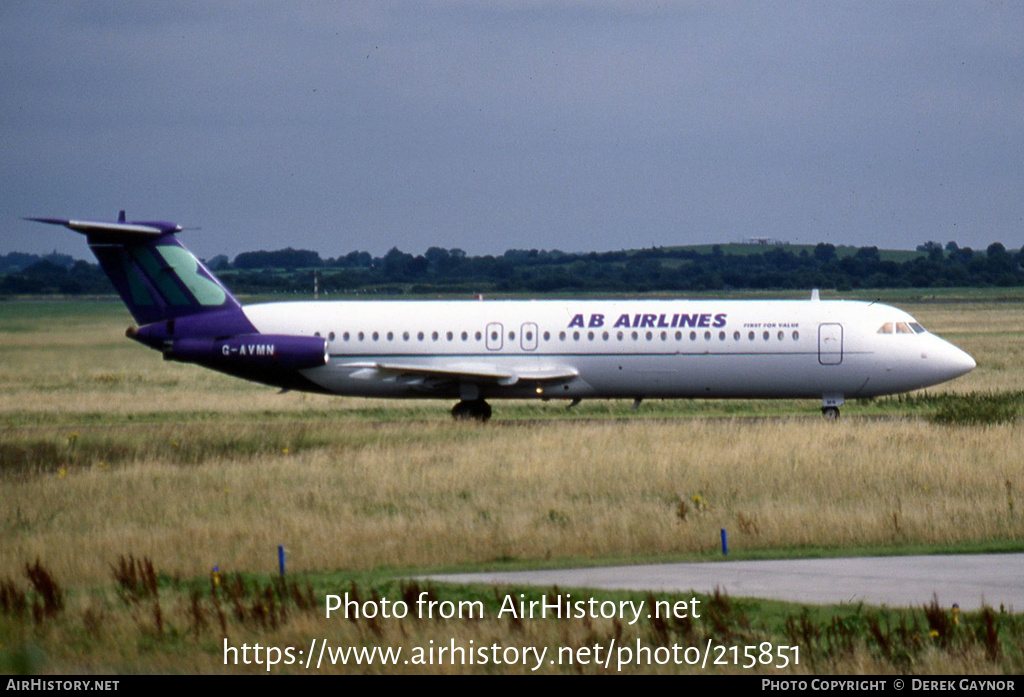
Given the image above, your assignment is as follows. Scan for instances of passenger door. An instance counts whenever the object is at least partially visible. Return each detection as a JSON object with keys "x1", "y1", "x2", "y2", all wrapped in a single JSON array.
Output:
[{"x1": 818, "y1": 323, "x2": 843, "y2": 365}]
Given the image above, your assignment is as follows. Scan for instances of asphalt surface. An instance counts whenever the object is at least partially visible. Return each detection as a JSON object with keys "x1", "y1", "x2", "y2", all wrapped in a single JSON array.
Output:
[{"x1": 423, "y1": 553, "x2": 1024, "y2": 611}]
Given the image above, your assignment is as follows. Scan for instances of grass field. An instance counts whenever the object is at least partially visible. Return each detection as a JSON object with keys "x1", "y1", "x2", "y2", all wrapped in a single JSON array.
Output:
[{"x1": 1, "y1": 293, "x2": 1023, "y2": 674}]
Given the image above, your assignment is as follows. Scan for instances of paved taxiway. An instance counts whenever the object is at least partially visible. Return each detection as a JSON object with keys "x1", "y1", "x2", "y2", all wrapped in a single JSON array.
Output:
[{"x1": 424, "y1": 554, "x2": 1023, "y2": 611}]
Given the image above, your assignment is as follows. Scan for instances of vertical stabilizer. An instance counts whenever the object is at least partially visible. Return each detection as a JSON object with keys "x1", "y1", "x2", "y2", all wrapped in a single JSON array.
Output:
[{"x1": 27, "y1": 215, "x2": 245, "y2": 327}]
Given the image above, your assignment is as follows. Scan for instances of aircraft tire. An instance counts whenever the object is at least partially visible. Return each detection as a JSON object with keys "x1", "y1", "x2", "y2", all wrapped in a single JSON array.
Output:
[
  {"x1": 821, "y1": 406, "x2": 841, "y2": 420},
  {"x1": 451, "y1": 399, "x2": 492, "y2": 422}
]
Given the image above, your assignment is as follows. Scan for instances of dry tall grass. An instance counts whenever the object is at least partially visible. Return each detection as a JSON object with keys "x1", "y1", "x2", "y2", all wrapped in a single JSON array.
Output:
[{"x1": 3, "y1": 419, "x2": 1022, "y2": 586}]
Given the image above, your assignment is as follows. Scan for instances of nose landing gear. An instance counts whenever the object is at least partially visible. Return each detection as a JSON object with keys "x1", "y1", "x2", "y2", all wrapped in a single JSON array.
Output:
[{"x1": 821, "y1": 393, "x2": 844, "y2": 420}]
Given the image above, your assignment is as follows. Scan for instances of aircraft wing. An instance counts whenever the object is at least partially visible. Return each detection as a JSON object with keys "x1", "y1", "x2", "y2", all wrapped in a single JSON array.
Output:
[{"x1": 343, "y1": 361, "x2": 578, "y2": 387}]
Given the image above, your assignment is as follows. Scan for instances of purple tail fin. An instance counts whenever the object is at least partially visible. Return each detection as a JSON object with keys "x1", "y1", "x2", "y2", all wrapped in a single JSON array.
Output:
[
  {"x1": 27, "y1": 215, "x2": 248, "y2": 328},
  {"x1": 30, "y1": 214, "x2": 331, "y2": 393}
]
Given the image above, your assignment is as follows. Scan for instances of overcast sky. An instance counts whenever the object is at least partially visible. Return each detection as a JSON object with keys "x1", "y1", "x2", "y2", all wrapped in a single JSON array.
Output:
[{"x1": 3, "y1": 2, "x2": 1022, "y2": 261}]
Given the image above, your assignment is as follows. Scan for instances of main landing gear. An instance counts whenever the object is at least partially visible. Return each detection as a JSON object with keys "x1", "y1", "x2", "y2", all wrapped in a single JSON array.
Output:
[
  {"x1": 821, "y1": 406, "x2": 841, "y2": 420},
  {"x1": 451, "y1": 399, "x2": 492, "y2": 422}
]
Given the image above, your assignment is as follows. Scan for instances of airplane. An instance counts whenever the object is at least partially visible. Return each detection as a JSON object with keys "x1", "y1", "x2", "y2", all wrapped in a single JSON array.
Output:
[{"x1": 29, "y1": 213, "x2": 976, "y2": 421}]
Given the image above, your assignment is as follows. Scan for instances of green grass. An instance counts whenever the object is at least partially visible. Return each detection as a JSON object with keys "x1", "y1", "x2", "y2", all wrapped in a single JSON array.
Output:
[{"x1": 0, "y1": 297, "x2": 129, "y2": 330}]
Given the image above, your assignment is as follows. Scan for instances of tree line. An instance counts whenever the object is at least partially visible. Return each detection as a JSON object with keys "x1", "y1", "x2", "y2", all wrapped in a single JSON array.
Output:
[{"x1": 2, "y1": 241, "x2": 1022, "y2": 296}]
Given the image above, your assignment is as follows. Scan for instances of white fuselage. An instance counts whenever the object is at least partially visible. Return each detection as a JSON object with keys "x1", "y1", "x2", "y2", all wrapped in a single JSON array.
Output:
[{"x1": 240, "y1": 298, "x2": 975, "y2": 403}]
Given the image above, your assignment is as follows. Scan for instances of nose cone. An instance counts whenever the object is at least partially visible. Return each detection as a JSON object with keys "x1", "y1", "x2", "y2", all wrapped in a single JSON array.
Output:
[{"x1": 935, "y1": 340, "x2": 976, "y2": 382}]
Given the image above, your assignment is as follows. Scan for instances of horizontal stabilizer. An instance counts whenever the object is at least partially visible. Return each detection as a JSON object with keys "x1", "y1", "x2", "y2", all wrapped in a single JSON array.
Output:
[{"x1": 26, "y1": 217, "x2": 182, "y2": 236}]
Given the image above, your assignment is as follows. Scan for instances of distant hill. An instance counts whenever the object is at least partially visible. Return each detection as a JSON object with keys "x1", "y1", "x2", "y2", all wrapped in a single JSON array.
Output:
[
  {"x1": 2, "y1": 241, "x2": 1021, "y2": 296},
  {"x1": 660, "y1": 243, "x2": 923, "y2": 264}
]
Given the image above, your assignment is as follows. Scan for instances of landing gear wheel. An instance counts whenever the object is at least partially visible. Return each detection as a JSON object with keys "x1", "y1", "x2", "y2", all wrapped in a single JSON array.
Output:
[
  {"x1": 451, "y1": 399, "x2": 492, "y2": 422},
  {"x1": 821, "y1": 406, "x2": 841, "y2": 420}
]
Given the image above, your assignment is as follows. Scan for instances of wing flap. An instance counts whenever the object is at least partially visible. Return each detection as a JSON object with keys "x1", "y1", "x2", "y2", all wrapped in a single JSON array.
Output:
[{"x1": 344, "y1": 361, "x2": 578, "y2": 386}]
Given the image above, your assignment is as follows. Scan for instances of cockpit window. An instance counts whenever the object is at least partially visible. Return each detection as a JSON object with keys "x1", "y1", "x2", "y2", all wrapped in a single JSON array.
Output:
[{"x1": 879, "y1": 321, "x2": 927, "y2": 335}]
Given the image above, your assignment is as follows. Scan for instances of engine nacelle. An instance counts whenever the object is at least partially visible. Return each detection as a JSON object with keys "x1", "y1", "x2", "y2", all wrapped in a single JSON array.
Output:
[{"x1": 165, "y1": 334, "x2": 329, "y2": 370}]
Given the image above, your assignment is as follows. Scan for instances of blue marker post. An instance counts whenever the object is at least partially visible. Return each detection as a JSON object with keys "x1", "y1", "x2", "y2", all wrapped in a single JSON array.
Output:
[
  {"x1": 720, "y1": 528, "x2": 729, "y2": 556},
  {"x1": 278, "y1": 545, "x2": 286, "y2": 576}
]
